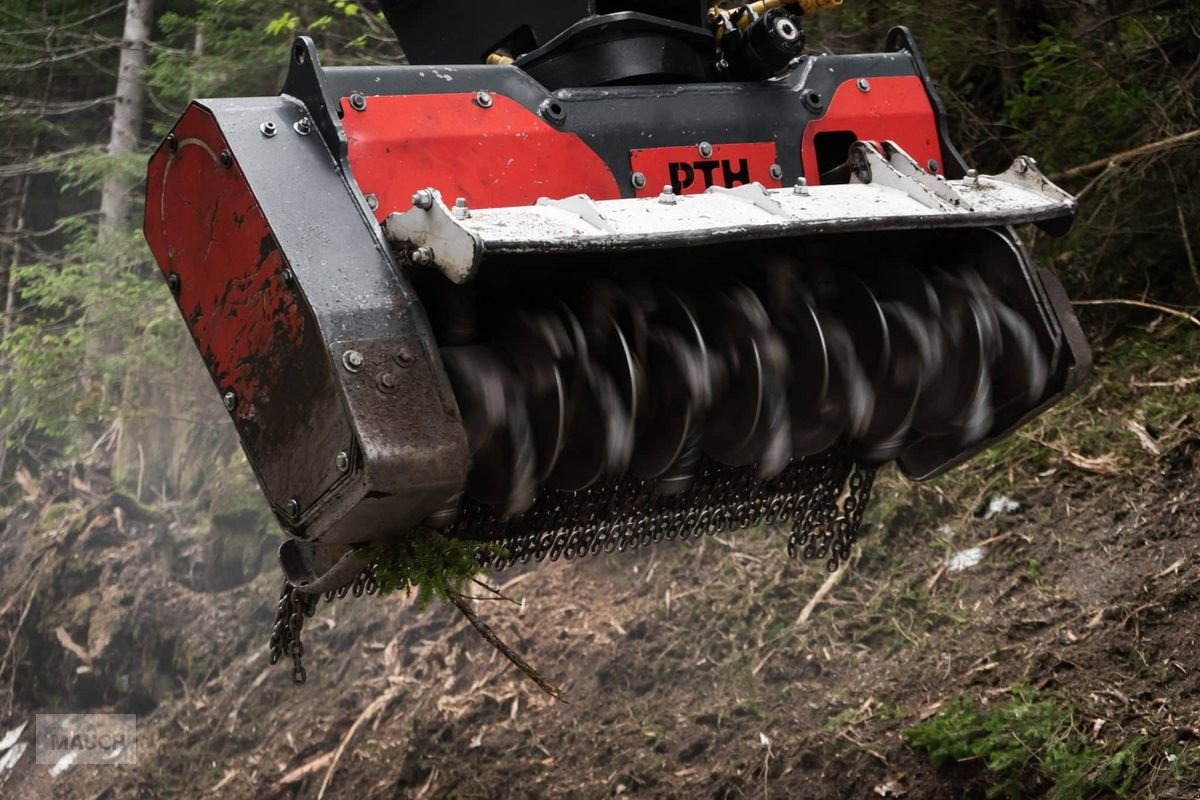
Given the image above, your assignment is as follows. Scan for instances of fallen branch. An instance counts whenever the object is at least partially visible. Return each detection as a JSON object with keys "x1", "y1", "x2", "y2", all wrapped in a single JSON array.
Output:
[
  {"x1": 1070, "y1": 299, "x2": 1200, "y2": 330},
  {"x1": 449, "y1": 592, "x2": 565, "y2": 702},
  {"x1": 316, "y1": 685, "x2": 402, "y2": 800},
  {"x1": 796, "y1": 554, "x2": 854, "y2": 626},
  {"x1": 1050, "y1": 129, "x2": 1200, "y2": 182}
]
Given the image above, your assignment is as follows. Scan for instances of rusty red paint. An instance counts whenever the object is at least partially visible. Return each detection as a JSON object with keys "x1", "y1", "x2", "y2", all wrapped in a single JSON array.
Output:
[
  {"x1": 800, "y1": 76, "x2": 943, "y2": 185},
  {"x1": 143, "y1": 104, "x2": 305, "y2": 423},
  {"x1": 340, "y1": 93, "x2": 622, "y2": 219},
  {"x1": 629, "y1": 142, "x2": 783, "y2": 198}
]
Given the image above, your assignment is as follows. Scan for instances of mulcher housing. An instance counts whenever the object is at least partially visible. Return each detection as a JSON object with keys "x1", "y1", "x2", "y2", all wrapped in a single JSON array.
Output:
[{"x1": 144, "y1": 4, "x2": 1090, "y2": 588}]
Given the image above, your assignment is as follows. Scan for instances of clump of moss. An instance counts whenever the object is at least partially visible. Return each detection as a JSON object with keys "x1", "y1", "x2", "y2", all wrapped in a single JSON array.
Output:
[
  {"x1": 904, "y1": 686, "x2": 1143, "y2": 799},
  {"x1": 368, "y1": 528, "x2": 500, "y2": 609}
]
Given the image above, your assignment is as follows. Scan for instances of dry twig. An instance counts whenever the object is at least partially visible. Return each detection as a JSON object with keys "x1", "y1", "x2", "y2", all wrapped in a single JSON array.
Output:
[
  {"x1": 1071, "y1": 299, "x2": 1200, "y2": 330},
  {"x1": 1051, "y1": 129, "x2": 1200, "y2": 182},
  {"x1": 449, "y1": 592, "x2": 565, "y2": 702}
]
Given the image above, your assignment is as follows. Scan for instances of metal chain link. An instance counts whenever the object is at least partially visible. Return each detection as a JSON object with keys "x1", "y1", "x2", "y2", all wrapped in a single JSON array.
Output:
[{"x1": 267, "y1": 453, "x2": 877, "y2": 684}]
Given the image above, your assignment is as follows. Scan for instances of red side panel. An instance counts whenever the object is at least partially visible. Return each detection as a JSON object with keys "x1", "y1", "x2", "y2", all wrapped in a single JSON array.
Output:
[
  {"x1": 629, "y1": 142, "x2": 783, "y2": 198},
  {"x1": 801, "y1": 76, "x2": 943, "y2": 185},
  {"x1": 341, "y1": 94, "x2": 622, "y2": 220},
  {"x1": 144, "y1": 105, "x2": 304, "y2": 421},
  {"x1": 144, "y1": 103, "x2": 358, "y2": 519}
]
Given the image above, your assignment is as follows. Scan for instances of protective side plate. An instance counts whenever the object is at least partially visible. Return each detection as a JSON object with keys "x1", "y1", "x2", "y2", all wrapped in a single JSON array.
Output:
[{"x1": 144, "y1": 105, "x2": 356, "y2": 524}]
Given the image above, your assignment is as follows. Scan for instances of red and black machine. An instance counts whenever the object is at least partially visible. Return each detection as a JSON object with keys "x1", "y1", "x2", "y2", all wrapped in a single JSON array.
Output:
[{"x1": 144, "y1": 0, "x2": 1089, "y2": 665}]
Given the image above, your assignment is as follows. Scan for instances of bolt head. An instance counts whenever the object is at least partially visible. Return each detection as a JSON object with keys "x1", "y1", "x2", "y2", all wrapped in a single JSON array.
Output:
[
  {"x1": 698, "y1": 142, "x2": 714, "y2": 158},
  {"x1": 794, "y1": 178, "x2": 809, "y2": 195},
  {"x1": 631, "y1": 172, "x2": 647, "y2": 190},
  {"x1": 410, "y1": 246, "x2": 436, "y2": 266},
  {"x1": 412, "y1": 189, "x2": 435, "y2": 210},
  {"x1": 343, "y1": 350, "x2": 364, "y2": 372},
  {"x1": 285, "y1": 499, "x2": 301, "y2": 519},
  {"x1": 336, "y1": 451, "x2": 350, "y2": 473},
  {"x1": 167, "y1": 273, "x2": 181, "y2": 296},
  {"x1": 349, "y1": 93, "x2": 367, "y2": 112},
  {"x1": 927, "y1": 159, "x2": 940, "y2": 174},
  {"x1": 293, "y1": 118, "x2": 312, "y2": 135},
  {"x1": 770, "y1": 164, "x2": 784, "y2": 181},
  {"x1": 474, "y1": 91, "x2": 494, "y2": 109},
  {"x1": 395, "y1": 347, "x2": 414, "y2": 366},
  {"x1": 219, "y1": 149, "x2": 233, "y2": 168},
  {"x1": 365, "y1": 193, "x2": 379, "y2": 211},
  {"x1": 166, "y1": 133, "x2": 178, "y2": 152},
  {"x1": 856, "y1": 78, "x2": 871, "y2": 92},
  {"x1": 260, "y1": 121, "x2": 277, "y2": 137},
  {"x1": 377, "y1": 372, "x2": 399, "y2": 393},
  {"x1": 222, "y1": 390, "x2": 237, "y2": 411},
  {"x1": 281, "y1": 268, "x2": 295, "y2": 287}
]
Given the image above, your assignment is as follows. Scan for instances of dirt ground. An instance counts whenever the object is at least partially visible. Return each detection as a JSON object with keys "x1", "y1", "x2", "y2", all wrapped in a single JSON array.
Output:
[{"x1": 0, "y1": 437, "x2": 1198, "y2": 798}]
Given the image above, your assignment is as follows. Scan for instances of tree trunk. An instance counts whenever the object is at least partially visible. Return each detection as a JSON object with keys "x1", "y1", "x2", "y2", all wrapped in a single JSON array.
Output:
[{"x1": 98, "y1": 0, "x2": 154, "y2": 242}]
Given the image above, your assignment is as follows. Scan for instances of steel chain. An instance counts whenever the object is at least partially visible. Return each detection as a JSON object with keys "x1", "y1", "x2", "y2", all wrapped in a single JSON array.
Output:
[{"x1": 267, "y1": 452, "x2": 877, "y2": 683}]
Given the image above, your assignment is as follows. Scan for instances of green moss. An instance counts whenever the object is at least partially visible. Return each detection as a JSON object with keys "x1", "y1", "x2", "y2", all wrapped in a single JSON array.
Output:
[
  {"x1": 904, "y1": 686, "x2": 1144, "y2": 799},
  {"x1": 369, "y1": 529, "x2": 503, "y2": 609}
]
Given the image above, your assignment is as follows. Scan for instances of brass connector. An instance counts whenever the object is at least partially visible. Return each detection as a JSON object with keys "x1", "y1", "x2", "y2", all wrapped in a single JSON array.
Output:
[
  {"x1": 486, "y1": 52, "x2": 515, "y2": 66},
  {"x1": 720, "y1": 0, "x2": 843, "y2": 29}
]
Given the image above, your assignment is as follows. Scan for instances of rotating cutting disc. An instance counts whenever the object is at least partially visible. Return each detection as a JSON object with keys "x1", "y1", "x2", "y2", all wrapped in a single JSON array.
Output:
[
  {"x1": 500, "y1": 310, "x2": 570, "y2": 478},
  {"x1": 991, "y1": 301, "x2": 1049, "y2": 414},
  {"x1": 545, "y1": 303, "x2": 633, "y2": 491},
  {"x1": 630, "y1": 328, "x2": 699, "y2": 480},
  {"x1": 790, "y1": 310, "x2": 873, "y2": 454},
  {"x1": 855, "y1": 301, "x2": 926, "y2": 462},
  {"x1": 440, "y1": 346, "x2": 538, "y2": 517},
  {"x1": 912, "y1": 272, "x2": 995, "y2": 446},
  {"x1": 702, "y1": 286, "x2": 792, "y2": 470}
]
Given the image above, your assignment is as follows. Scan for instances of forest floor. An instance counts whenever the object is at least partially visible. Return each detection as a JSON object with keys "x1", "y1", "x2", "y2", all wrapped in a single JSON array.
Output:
[{"x1": 1, "y1": 322, "x2": 1198, "y2": 800}]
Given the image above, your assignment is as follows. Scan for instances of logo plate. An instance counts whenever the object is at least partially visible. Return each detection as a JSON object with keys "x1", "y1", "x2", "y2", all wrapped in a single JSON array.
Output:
[{"x1": 629, "y1": 142, "x2": 782, "y2": 198}]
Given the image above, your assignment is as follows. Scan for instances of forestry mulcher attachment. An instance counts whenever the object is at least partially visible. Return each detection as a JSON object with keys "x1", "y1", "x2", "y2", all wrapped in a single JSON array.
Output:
[{"x1": 144, "y1": 1, "x2": 1090, "y2": 680}]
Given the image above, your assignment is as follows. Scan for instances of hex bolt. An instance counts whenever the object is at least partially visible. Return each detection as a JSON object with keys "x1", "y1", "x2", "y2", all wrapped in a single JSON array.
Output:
[
  {"x1": 342, "y1": 350, "x2": 364, "y2": 373},
  {"x1": 377, "y1": 372, "x2": 399, "y2": 394},
  {"x1": 631, "y1": 172, "x2": 647, "y2": 190},
  {"x1": 698, "y1": 141, "x2": 714, "y2": 158},
  {"x1": 285, "y1": 498, "x2": 301, "y2": 519},
  {"x1": 167, "y1": 273, "x2": 181, "y2": 297},
  {"x1": 365, "y1": 193, "x2": 379, "y2": 211},
  {"x1": 927, "y1": 159, "x2": 940, "y2": 174},
  {"x1": 794, "y1": 178, "x2": 809, "y2": 196},
  {"x1": 222, "y1": 390, "x2": 237, "y2": 411},
  {"x1": 410, "y1": 246, "x2": 436, "y2": 266},
  {"x1": 219, "y1": 149, "x2": 233, "y2": 169},
  {"x1": 395, "y1": 347, "x2": 414, "y2": 367},
  {"x1": 349, "y1": 93, "x2": 367, "y2": 112},
  {"x1": 1015, "y1": 159, "x2": 1029, "y2": 175},
  {"x1": 474, "y1": 91, "x2": 494, "y2": 109},
  {"x1": 659, "y1": 185, "x2": 678, "y2": 205},
  {"x1": 452, "y1": 197, "x2": 470, "y2": 219},
  {"x1": 965, "y1": 168, "x2": 980, "y2": 186},
  {"x1": 336, "y1": 451, "x2": 350, "y2": 473},
  {"x1": 770, "y1": 164, "x2": 784, "y2": 181},
  {"x1": 856, "y1": 78, "x2": 871, "y2": 93},
  {"x1": 294, "y1": 118, "x2": 312, "y2": 136},
  {"x1": 260, "y1": 121, "x2": 277, "y2": 138},
  {"x1": 281, "y1": 267, "x2": 295, "y2": 287},
  {"x1": 412, "y1": 189, "x2": 435, "y2": 210},
  {"x1": 166, "y1": 133, "x2": 178, "y2": 153}
]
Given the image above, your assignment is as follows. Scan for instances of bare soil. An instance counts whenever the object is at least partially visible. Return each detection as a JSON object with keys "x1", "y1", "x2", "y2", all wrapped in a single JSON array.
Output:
[{"x1": 1, "y1": 438, "x2": 1198, "y2": 799}]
